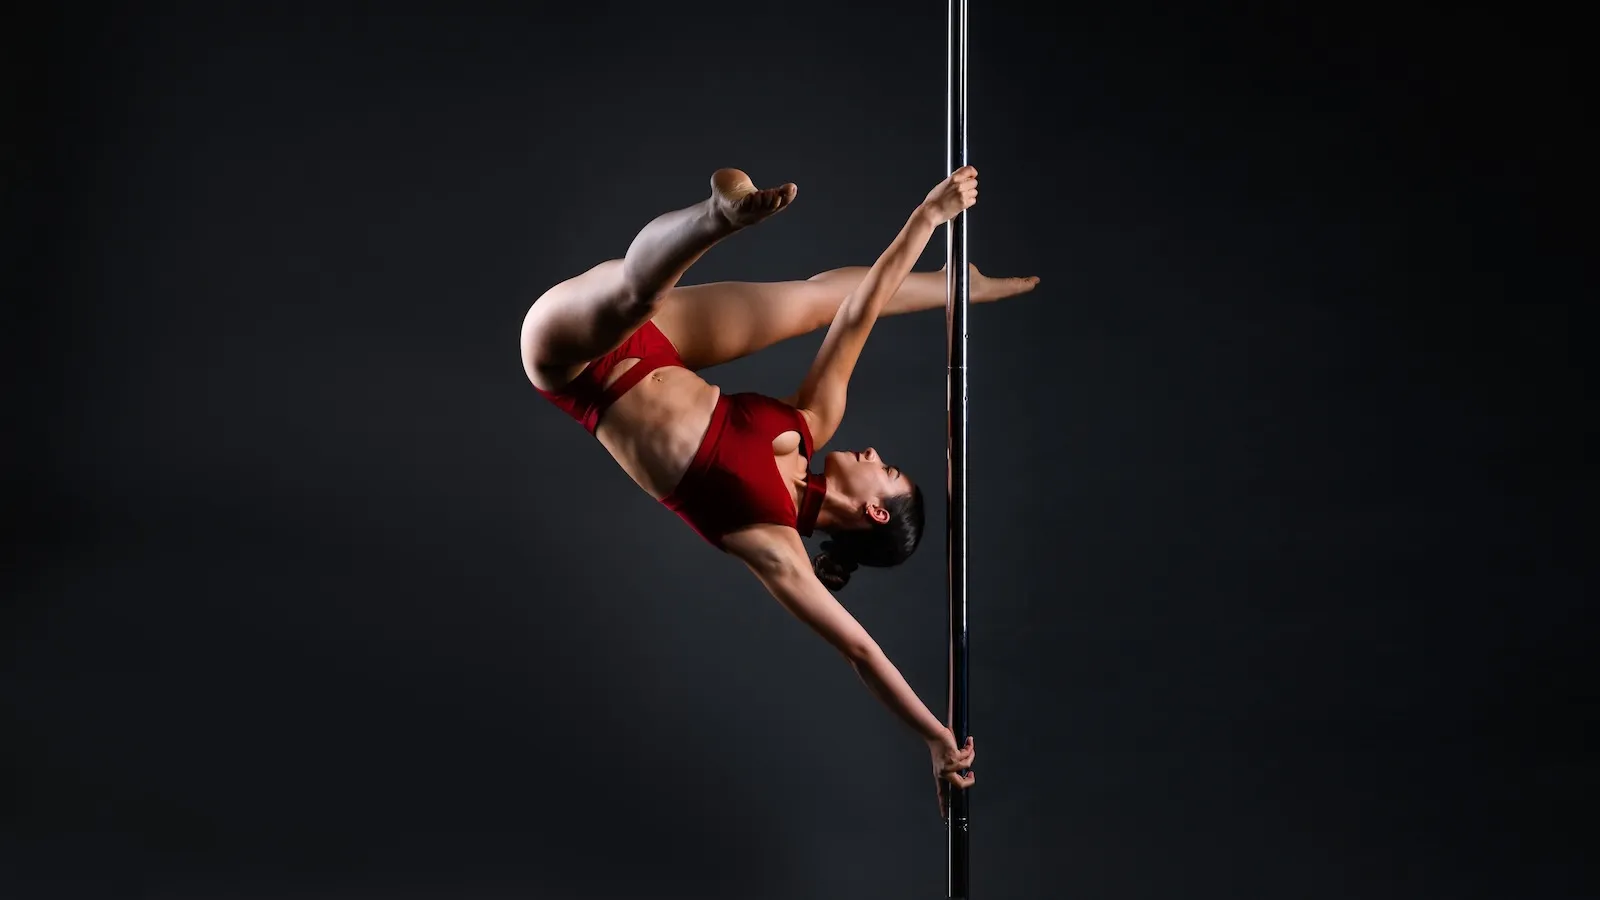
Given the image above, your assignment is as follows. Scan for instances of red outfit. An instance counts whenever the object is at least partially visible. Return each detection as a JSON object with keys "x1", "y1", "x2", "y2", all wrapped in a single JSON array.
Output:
[
  {"x1": 535, "y1": 321, "x2": 827, "y2": 547},
  {"x1": 533, "y1": 320, "x2": 684, "y2": 435}
]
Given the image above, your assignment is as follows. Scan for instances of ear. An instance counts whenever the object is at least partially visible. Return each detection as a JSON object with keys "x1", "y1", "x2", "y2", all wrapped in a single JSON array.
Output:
[{"x1": 865, "y1": 502, "x2": 891, "y2": 525}]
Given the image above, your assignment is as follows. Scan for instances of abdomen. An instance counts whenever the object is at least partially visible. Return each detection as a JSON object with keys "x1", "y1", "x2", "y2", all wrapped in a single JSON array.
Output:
[{"x1": 594, "y1": 368, "x2": 720, "y2": 499}]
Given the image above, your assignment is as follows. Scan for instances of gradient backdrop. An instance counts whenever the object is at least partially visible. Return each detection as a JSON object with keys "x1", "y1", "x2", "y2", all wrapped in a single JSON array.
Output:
[{"x1": 4, "y1": 2, "x2": 1589, "y2": 898}]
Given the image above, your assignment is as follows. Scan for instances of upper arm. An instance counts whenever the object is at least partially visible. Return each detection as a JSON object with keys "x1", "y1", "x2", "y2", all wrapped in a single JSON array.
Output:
[
  {"x1": 789, "y1": 298, "x2": 870, "y2": 447},
  {"x1": 725, "y1": 525, "x2": 878, "y2": 660}
]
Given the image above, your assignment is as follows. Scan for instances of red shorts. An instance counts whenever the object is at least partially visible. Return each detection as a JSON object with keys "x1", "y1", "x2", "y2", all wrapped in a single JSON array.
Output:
[{"x1": 533, "y1": 321, "x2": 685, "y2": 434}]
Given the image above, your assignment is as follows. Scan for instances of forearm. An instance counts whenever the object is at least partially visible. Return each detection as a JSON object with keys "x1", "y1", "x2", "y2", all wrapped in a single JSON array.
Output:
[
  {"x1": 848, "y1": 645, "x2": 946, "y2": 743},
  {"x1": 736, "y1": 534, "x2": 951, "y2": 745},
  {"x1": 792, "y1": 208, "x2": 938, "y2": 416},
  {"x1": 837, "y1": 207, "x2": 940, "y2": 326}
]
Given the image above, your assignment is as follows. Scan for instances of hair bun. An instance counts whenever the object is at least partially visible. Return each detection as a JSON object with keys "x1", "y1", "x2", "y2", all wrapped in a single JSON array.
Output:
[{"x1": 812, "y1": 542, "x2": 860, "y2": 592}]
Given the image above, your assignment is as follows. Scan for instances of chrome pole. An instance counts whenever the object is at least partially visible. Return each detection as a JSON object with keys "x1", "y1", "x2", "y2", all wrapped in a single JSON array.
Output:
[{"x1": 943, "y1": 0, "x2": 971, "y2": 893}]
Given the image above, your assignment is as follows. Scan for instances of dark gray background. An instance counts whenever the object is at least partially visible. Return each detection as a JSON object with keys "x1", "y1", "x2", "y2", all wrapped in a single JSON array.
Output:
[{"x1": 4, "y1": 1, "x2": 1590, "y2": 898}]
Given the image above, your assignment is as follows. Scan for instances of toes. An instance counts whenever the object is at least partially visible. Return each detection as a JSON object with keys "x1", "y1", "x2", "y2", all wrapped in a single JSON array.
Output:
[
  {"x1": 718, "y1": 176, "x2": 796, "y2": 225},
  {"x1": 763, "y1": 184, "x2": 795, "y2": 209},
  {"x1": 740, "y1": 184, "x2": 796, "y2": 215}
]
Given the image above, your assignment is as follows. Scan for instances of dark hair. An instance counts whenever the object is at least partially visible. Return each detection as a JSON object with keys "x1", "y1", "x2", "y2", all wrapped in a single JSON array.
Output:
[{"x1": 811, "y1": 485, "x2": 926, "y2": 591}]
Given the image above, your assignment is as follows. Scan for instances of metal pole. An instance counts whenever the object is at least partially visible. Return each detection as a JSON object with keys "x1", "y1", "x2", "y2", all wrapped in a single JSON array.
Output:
[{"x1": 943, "y1": 0, "x2": 970, "y2": 894}]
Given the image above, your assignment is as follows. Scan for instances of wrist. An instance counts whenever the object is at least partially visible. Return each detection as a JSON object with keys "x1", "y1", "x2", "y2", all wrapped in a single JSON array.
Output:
[{"x1": 912, "y1": 203, "x2": 943, "y2": 230}]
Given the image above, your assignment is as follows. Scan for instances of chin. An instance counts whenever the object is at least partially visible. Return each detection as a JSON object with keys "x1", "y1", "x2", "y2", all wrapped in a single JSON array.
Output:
[{"x1": 822, "y1": 450, "x2": 853, "y2": 475}]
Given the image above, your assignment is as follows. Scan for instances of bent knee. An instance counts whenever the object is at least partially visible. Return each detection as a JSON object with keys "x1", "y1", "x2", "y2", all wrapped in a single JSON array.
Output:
[
  {"x1": 519, "y1": 306, "x2": 567, "y2": 387},
  {"x1": 561, "y1": 258, "x2": 665, "y2": 321},
  {"x1": 518, "y1": 294, "x2": 586, "y2": 383},
  {"x1": 518, "y1": 262, "x2": 662, "y2": 382},
  {"x1": 614, "y1": 285, "x2": 667, "y2": 323}
]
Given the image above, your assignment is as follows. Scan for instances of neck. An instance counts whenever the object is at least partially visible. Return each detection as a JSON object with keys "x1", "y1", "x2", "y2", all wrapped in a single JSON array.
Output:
[
  {"x1": 792, "y1": 467, "x2": 829, "y2": 537},
  {"x1": 792, "y1": 466, "x2": 854, "y2": 532},
  {"x1": 813, "y1": 491, "x2": 859, "y2": 533}
]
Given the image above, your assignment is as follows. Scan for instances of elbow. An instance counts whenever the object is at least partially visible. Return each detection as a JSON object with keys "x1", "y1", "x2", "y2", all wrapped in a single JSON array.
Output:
[
  {"x1": 842, "y1": 638, "x2": 881, "y2": 665},
  {"x1": 837, "y1": 307, "x2": 877, "y2": 330}
]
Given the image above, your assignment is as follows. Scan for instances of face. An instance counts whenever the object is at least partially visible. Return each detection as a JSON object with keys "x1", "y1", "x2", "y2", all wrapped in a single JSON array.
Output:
[{"x1": 823, "y1": 447, "x2": 911, "y2": 525}]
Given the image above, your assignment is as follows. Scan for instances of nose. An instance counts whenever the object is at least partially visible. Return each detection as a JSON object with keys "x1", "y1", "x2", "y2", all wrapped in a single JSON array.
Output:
[{"x1": 864, "y1": 447, "x2": 878, "y2": 461}]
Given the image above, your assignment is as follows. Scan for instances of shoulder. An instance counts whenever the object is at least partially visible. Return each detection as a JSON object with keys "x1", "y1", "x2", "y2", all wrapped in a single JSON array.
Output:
[
  {"x1": 795, "y1": 407, "x2": 822, "y2": 448},
  {"x1": 746, "y1": 393, "x2": 824, "y2": 454},
  {"x1": 775, "y1": 399, "x2": 823, "y2": 455},
  {"x1": 765, "y1": 394, "x2": 828, "y2": 453}
]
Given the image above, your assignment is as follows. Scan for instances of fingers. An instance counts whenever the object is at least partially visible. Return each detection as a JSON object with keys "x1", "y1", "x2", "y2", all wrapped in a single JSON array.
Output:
[
  {"x1": 922, "y1": 168, "x2": 979, "y2": 222},
  {"x1": 940, "y1": 166, "x2": 978, "y2": 189},
  {"x1": 942, "y1": 738, "x2": 974, "y2": 771},
  {"x1": 939, "y1": 735, "x2": 977, "y2": 780},
  {"x1": 932, "y1": 735, "x2": 976, "y2": 819},
  {"x1": 949, "y1": 168, "x2": 978, "y2": 209},
  {"x1": 940, "y1": 762, "x2": 979, "y2": 784},
  {"x1": 941, "y1": 760, "x2": 975, "y2": 780}
]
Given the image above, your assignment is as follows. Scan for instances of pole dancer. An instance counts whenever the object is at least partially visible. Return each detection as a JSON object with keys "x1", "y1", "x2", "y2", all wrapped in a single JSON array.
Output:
[
  {"x1": 944, "y1": 0, "x2": 973, "y2": 893},
  {"x1": 519, "y1": 167, "x2": 1038, "y2": 817}
]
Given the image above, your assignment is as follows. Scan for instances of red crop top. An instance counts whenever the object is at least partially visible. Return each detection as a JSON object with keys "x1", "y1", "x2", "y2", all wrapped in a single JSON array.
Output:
[{"x1": 660, "y1": 391, "x2": 827, "y2": 548}]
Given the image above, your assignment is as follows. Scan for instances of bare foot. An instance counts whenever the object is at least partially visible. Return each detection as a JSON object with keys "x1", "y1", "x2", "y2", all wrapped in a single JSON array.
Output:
[
  {"x1": 711, "y1": 168, "x2": 797, "y2": 228},
  {"x1": 957, "y1": 264, "x2": 1041, "y2": 303}
]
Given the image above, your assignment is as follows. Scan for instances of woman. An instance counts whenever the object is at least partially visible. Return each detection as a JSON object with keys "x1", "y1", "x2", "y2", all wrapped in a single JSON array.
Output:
[{"x1": 519, "y1": 165, "x2": 1036, "y2": 810}]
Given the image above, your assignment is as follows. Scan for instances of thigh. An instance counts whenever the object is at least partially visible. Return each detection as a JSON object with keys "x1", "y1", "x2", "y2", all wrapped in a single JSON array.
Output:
[
  {"x1": 520, "y1": 259, "x2": 648, "y2": 388},
  {"x1": 651, "y1": 279, "x2": 837, "y2": 371}
]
